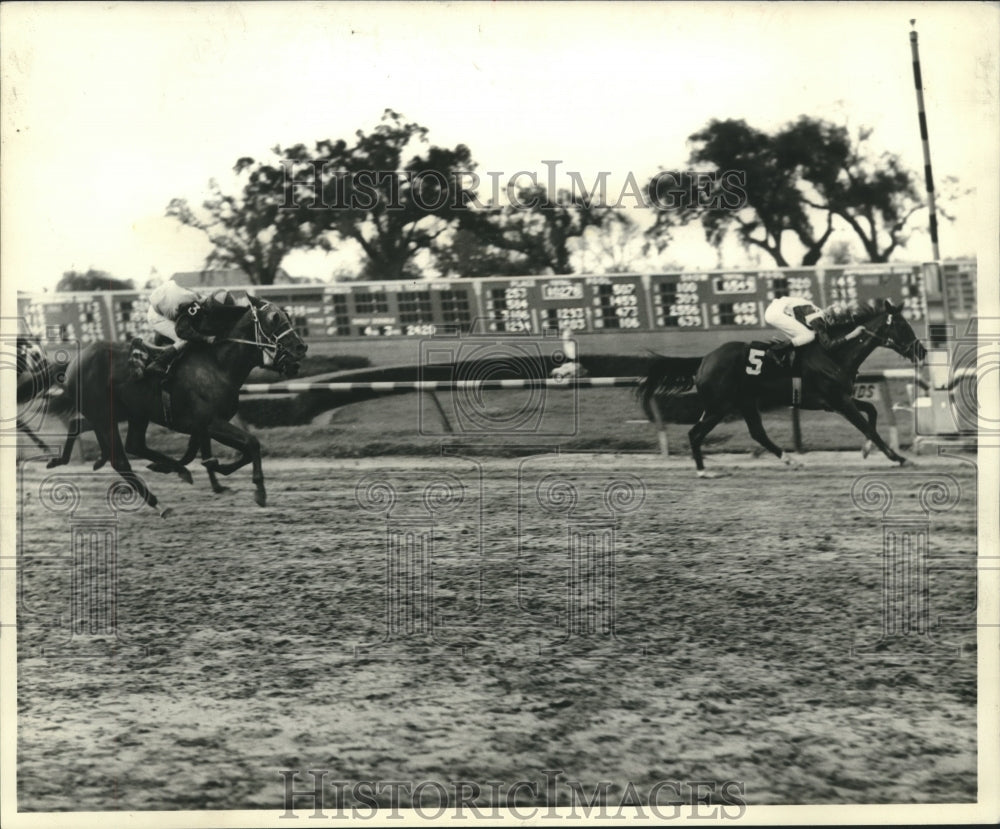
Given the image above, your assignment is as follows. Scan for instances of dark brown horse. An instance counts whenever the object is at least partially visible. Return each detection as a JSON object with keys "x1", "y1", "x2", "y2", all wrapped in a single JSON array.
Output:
[
  {"x1": 44, "y1": 294, "x2": 306, "y2": 515},
  {"x1": 637, "y1": 298, "x2": 926, "y2": 477}
]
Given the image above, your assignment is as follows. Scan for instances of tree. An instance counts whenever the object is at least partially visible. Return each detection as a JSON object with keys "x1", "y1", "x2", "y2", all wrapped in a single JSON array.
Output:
[
  {"x1": 167, "y1": 160, "x2": 331, "y2": 285},
  {"x1": 286, "y1": 109, "x2": 478, "y2": 280},
  {"x1": 571, "y1": 211, "x2": 646, "y2": 274},
  {"x1": 56, "y1": 269, "x2": 134, "y2": 292},
  {"x1": 443, "y1": 185, "x2": 616, "y2": 277},
  {"x1": 645, "y1": 116, "x2": 939, "y2": 267},
  {"x1": 796, "y1": 123, "x2": 960, "y2": 262},
  {"x1": 432, "y1": 227, "x2": 534, "y2": 278},
  {"x1": 824, "y1": 239, "x2": 857, "y2": 265}
]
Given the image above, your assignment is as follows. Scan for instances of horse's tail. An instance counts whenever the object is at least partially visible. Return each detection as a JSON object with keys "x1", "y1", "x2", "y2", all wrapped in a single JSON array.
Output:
[
  {"x1": 41, "y1": 387, "x2": 77, "y2": 418},
  {"x1": 16, "y1": 360, "x2": 55, "y2": 405},
  {"x1": 17, "y1": 356, "x2": 77, "y2": 417},
  {"x1": 636, "y1": 353, "x2": 703, "y2": 422}
]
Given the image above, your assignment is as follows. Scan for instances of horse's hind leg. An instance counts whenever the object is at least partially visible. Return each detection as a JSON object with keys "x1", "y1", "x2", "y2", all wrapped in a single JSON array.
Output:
[
  {"x1": 47, "y1": 415, "x2": 87, "y2": 469},
  {"x1": 168, "y1": 433, "x2": 227, "y2": 493},
  {"x1": 101, "y1": 418, "x2": 169, "y2": 517},
  {"x1": 739, "y1": 401, "x2": 795, "y2": 466},
  {"x1": 124, "y1": 418, "x2": 193, "y2": 485},
  {"x1": 177, "y1": 434, "x2": 200, "y2": 466},
  {"x1": 688, "y1": 408, "x2": 727, "y2": 477},
  {"x1": 195, "y1": 434, "x2": 229, "y2": 494}
]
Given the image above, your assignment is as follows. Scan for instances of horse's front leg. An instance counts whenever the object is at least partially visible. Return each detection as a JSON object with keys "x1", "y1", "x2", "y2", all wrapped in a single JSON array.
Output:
[
  {"x1": 205, "y1": 419, "x2": 266, "y2": 506},
  {"x1": 195, "y1": 433, "x2": 229, "y2": 494},
  {"x1": 835, "y1": 396, "x2": 907, "y2": 465}
]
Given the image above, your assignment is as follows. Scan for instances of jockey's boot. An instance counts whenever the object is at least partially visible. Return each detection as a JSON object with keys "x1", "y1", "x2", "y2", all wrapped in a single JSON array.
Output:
[
  {"x1": 144, "y1": 345, "x2": 179, "y2": 377},
  {"x1": 767, "y1": 341, "x2": 794, "y2": 368}
]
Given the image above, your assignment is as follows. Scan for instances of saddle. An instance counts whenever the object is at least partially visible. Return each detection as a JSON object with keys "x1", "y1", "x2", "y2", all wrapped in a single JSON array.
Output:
[
  {"x1": 128, "y1": 338, "x2": 179, "y2": 380},
  {"x1": 745, "y1": 341, "x2": 800, "y2": 377}
]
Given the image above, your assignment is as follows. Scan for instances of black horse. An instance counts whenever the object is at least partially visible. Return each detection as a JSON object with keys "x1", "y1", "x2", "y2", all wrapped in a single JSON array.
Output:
[
  {"x1": 43, "y1": 292, "x2": 251, "y2": 493},
  {"x1": 42, "y1": 294, "x2": 307, "y2": 515},
  {"x1": 637, "y1": 298, "x2": 927, "y2": 477}
]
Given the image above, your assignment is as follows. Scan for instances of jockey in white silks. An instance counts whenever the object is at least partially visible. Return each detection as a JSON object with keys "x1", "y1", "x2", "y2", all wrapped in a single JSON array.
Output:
[
  {"x1": 762, "y1": 296, "x2": 866, "y2": 367},
  {"x1": 141, "y1": 280, "x2": 215, "y2": 375}
]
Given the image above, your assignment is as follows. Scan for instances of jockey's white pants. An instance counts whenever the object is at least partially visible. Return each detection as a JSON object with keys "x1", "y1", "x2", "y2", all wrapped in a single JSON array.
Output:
[
  {"x1": 764, "y1": 299, "x2": 816, "y2": 347},
  {"x1": 146, "y1": 308, "x2": 188, "y2": 348}
]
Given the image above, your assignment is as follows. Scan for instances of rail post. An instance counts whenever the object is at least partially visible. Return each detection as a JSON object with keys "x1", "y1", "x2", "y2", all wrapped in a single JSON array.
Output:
[
  {"x1": 881, "y1": 378, "x2": 900, "y2": 453},
  {"x1": 791, "y1": 377, "x2": 804, "y2": 453},
  {"x1": 424, "y1": 390, "x2": 453, "y2": 433}
]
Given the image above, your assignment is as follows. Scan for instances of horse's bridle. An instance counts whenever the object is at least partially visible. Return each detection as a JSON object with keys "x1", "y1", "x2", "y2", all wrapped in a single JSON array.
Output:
[
  {"x1": 857, "y1": 313, "x2": 921, "y2": 360},
  {"x1": 226, "y1": 302, "x2": 299, "y2": 365}
]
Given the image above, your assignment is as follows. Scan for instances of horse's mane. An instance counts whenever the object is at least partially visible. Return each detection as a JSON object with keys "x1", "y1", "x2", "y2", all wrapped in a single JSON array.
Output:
[
  {"x1": 826, "y1": 297, "x2": 894, "y2": 331},
  {"x1": 199, "y1": 291, "x2": 255, "y2": 338}
]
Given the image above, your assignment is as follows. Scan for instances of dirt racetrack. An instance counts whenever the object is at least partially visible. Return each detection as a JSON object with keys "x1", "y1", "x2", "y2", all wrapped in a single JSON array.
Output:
[{"x1": 16, "y1": 451, "x2": 978, "y2": 812}]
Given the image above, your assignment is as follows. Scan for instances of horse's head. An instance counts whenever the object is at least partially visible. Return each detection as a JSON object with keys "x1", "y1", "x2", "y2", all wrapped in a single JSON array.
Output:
[
  {"x1": 864, "y1": 298, "x2": 927, "y2": 365},
  {"x1": 246, "y1": 295, "x2": 308, "y2": 377}
]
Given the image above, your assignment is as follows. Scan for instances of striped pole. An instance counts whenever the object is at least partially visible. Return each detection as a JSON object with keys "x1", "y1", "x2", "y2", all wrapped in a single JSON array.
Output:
[
  {"x1": 237, "y1": 368, "x2": 967, "y2": 395},
  {"x1": 909, "y1": 20, "x2": 941, "y2": 262},
  {"x1": 240, "y1": 376, "x2": 643, "y2": 394}
]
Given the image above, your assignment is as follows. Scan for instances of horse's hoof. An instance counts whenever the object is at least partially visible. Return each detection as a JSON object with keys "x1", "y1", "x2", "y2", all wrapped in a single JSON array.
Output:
[
  {"x1": 255, "y1": 489, "x2": 267, "y2": 507},
  {"x1": 898, "y1": 457, "x2": 915, "y2": 467},
  {"x1": 211, "y1": 485, "x2": 231, "y2": 495},
  {"x1": 178, "y1": 468, "x2": 193, "y2": 485},
  {"x1": 861, "y1": 441, "x2": 873, "y2": 459},
  {"x1": 697, "y1": 470, "x2": 719, "y2": 479},
  {"x1": 158, "y1": 506, "x2": 173, "y2": 519},
  {"x1": 46, "y1": 458, "x2": 63, "y2": 469},
  {"x1": 147, "y1": 462, "x2": 170, "y2": 474}
]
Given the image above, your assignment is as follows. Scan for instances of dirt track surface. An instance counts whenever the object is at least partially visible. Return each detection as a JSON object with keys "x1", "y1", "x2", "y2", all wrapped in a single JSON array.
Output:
[{"x1": 16, "y1": 452, "x2": 978, "y2": 811}]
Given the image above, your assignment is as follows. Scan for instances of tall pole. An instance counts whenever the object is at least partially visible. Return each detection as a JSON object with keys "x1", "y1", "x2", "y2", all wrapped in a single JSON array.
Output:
[{"x1": 909, "y1": 20, "x2": 941, "y2": 262}]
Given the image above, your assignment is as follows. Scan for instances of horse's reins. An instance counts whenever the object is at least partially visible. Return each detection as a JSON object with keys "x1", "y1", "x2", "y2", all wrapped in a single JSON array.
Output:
[
  {"x1": 222, "y1": 303, "x2": 296, "y2": 360},
  {"x1": 854, "y1": 314, "x2": 920, "y2": 358}
]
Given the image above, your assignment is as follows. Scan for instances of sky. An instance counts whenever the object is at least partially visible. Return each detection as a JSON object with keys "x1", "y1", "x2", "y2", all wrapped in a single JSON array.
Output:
[{"x1": 1, "y1": 1, "x2": 998, "y2": 295}]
